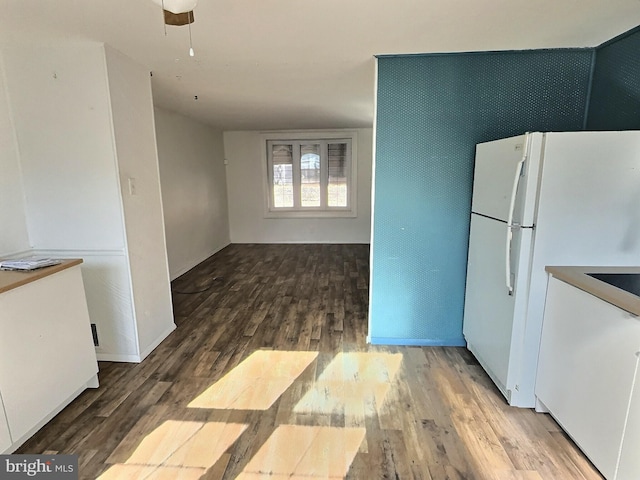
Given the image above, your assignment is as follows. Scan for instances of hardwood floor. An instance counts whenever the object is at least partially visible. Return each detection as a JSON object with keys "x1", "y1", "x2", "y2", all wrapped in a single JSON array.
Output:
[{"x1": 18, "y1": 244, "x2": 602, "y2": 479}]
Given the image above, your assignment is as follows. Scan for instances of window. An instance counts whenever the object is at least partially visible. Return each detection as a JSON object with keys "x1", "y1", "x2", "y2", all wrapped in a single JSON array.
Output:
[{"x1": 265, "y1": 132, "x2": 356, "y2": 217}]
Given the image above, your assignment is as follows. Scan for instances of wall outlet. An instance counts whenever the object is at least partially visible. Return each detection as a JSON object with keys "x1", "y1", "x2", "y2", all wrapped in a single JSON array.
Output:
[
  {"x1": 128, "y1": 177, "x2": 137, "y2": 195},
  {"x1": 91, "y1": 324, "x2": 99, "y2": 347}
]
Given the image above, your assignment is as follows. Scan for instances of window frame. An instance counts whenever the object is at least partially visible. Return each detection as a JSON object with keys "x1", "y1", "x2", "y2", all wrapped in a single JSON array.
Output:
[{"x1": 262, "y1": 131, "x2": 358, "y2": 218}]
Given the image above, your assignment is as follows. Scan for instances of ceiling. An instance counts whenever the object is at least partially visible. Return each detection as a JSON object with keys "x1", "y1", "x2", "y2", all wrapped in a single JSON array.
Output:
[{"x1": 1, "y1": 1, "x2": 639, "y2": 131}]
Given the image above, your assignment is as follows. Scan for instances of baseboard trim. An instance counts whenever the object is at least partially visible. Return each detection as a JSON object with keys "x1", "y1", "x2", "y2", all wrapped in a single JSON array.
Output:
[
  {"x1": 1, "y1": 374, "x2": 98, "y2": 454},
  {"x1": 368, "y1": 336, "x2": 467, "y2": 347},
  {"x1": 230, "y1": 241, "x2": 371, "y2": 245},
  {"x1": 170, "y1": 243, "x2": 230, "y2": 280},
  {"x1": 138, "y1": 323, "x2": 177, "y2": 362},
  {"x1": 96, "y1": 352, "x2": 142, "y2": 363},
  {"x1": 95, "y1": 323, "x2": 177, "y2": 363}
]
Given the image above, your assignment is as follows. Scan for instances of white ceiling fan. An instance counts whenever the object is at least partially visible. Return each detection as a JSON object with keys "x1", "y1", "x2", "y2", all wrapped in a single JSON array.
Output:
[
  {"x1": 150, "y1": 0, "x2": 198, "y2": 25},
  {"x1": 150, "y1": 0, "x2": 198, "y2": 55}
]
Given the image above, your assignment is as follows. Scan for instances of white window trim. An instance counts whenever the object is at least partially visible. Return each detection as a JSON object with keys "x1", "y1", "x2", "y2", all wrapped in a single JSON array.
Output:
[{"x1": 261, "y1": 130, "x2": 358, "y2": 219}]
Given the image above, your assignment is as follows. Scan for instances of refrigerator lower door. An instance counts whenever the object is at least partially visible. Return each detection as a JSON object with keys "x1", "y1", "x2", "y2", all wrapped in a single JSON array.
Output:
[{"x1": 463, "y1": 213, "x2": 532, "y2": 404}]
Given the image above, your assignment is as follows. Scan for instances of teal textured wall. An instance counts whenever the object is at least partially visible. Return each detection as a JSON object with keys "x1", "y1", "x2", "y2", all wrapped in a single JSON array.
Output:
[
  {"x1": 370, "y1": 49, "x2": 593, "y2": 345},
  {"x1": 588, "y1": 26, "x2": 640, "y2": 130}
]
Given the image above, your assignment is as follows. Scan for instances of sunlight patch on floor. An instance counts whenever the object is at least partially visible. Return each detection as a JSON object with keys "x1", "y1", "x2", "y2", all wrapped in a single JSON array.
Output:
[
  {"x1": 98, "y1": 350, "x2": 399, "y2": 479},
  {"x1": 97, "y1": 464, "x2": 205, "y2": 479},
  {"x1": 316, "y1": 352, "x2": 404, "y2": 383},
  {"x1": 236, "y1": 425, "x2": 366, "y2": 479},
  {"x1": 188, "y1": 350, "x2": 318, "y2": 410},
  {"x1": 293, "y1": 352, "x2": 403, "y2": 416},
  {"x1": 97, "y1": 420, "x2": 248, "y2": 479}
]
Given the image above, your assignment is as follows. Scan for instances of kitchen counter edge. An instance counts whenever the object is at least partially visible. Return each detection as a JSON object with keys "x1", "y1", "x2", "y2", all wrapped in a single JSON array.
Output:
[
  {"x1": 0, "y1": 259, "x2": 84, "y2": 295},
  {"x1": 545, "y1": 265, "x2": 640, "y2": 317}
]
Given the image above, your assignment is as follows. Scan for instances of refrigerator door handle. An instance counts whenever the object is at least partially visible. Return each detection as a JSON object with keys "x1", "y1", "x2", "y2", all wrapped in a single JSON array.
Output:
[
  {"x1": 506, "y1": 154, "x2": 526, "y2": 295},
  {"x1": 506, "y1": 226, "x2": 514, "y2": 295},
  {"x1": 506, "y1": 224, "x2": 520, "y2": 295}
]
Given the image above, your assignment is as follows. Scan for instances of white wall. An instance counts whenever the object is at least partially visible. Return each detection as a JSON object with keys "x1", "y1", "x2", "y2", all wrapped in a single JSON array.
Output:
[
  {"x1": 2, "y1": 46, "x2": 125, "y2": 251},
  {"x1": 105, "y1": 45, "x2": 175, "y2": 358},
  {"x1": 155, "y1": 107, "x2": 230, "y2": 279},
  {"x1": 1, "y1": 44, "x2": 175, "y2": 362},
  {"x1": 0, "y1": 54, "x2": 29, "y2": 256},
  {"x1": 1, "y1": 45, "x2": 139, "y2": 359},
  {"x1": 224, "y1": 128, "x2": 373, "y2": 243}
]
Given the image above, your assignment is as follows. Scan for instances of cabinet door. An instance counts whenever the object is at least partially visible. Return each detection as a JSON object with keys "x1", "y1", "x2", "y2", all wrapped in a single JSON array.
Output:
[
  {"x1": 0, "y1": 392, "x2": 11, "y2": 453},
  {"x1": 536, "y1": 276, "x2": 640, "y2": 480},
  {"x1": 617, "y1": 356, "x2": 640, "y2": 480},
  {"x1": 0, "y1": 266, "x2": 98, "y2": 443}
]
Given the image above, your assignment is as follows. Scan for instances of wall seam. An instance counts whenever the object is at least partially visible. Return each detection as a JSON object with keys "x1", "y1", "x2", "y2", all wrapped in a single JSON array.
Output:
[{"x1": 582, "y1": 49, "x2": 598, "y2": 131}]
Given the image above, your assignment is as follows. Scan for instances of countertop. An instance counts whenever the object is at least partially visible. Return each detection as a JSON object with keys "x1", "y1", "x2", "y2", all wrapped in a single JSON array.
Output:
[
  {"x1": 0, "y1": 259, "x2": 83, "y2": 295},
  {"x1": 546, "y1": 265, "x2": 640, "y2": 316}
]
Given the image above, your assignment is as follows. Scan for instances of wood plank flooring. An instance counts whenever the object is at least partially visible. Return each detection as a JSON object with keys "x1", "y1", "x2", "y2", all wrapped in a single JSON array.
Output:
[{"x1": 18, "y1": 244, "x2": 603, "y2": 479}]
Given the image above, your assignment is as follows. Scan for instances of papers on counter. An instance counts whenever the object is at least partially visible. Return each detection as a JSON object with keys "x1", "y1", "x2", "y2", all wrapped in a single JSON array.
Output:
[{"x1": 0, "y1": 257, "x2": 62, "y2": 271}]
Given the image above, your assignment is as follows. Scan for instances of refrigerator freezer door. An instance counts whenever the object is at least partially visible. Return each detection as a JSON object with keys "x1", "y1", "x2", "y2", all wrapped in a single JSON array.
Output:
[
  {"x1": 473, "y1": 133, "x2": 544, "y2": 227},
  {"x1": 463, "y1": 213, "x2": 533, "y2": 401},
  {"x1": 472, "y1": 134, "x2": 527, "y2": 222}
]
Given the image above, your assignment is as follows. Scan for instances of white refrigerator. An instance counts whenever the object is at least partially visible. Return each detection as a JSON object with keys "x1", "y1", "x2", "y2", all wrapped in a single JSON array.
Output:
[{"x1": 463, "y1": 130, "x2": 640, "y2": 408}]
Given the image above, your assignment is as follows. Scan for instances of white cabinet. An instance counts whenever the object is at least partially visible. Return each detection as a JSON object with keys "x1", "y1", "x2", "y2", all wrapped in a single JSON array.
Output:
[
  {"x1": 536, "y1": 275, "x2": 640, "y2": 480},
  {"x1": 0, "y1": 262, "x2": 99, "y2": 452},
  {"x1": 0, "y1": 393, "x2": 10, "y2": 453},
  {"x1": 617, "y1": 363, "x2": 640, "y2": 479}
]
